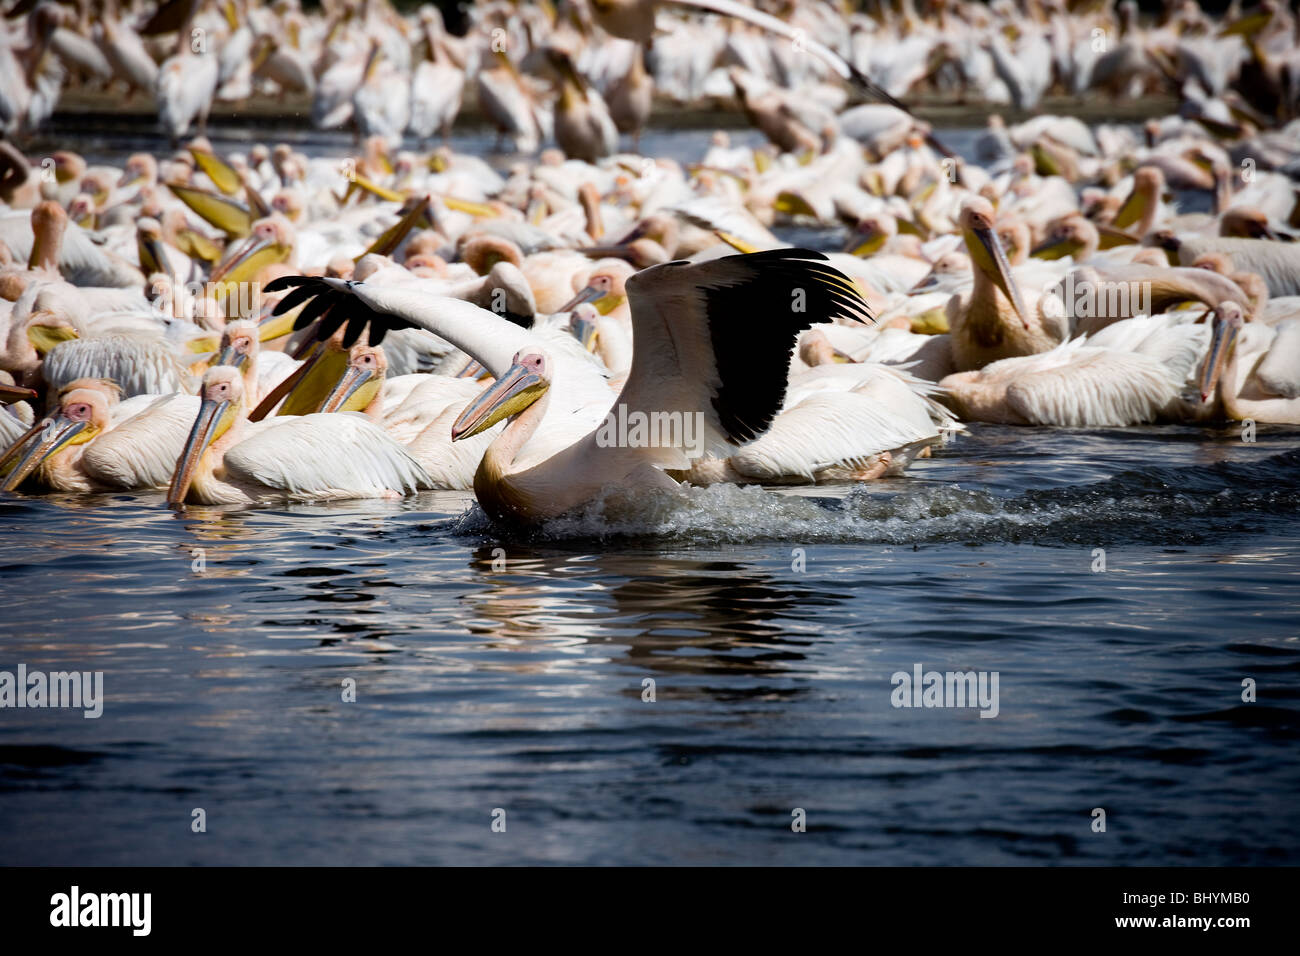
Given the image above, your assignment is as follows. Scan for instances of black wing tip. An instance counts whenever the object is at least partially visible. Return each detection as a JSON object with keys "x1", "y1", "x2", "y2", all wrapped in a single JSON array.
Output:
[{"x1": 264, "y1": 274, "x2": 313, "y2": 295}]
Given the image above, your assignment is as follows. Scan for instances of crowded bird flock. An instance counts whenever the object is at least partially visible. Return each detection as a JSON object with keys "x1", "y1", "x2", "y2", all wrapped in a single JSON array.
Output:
[{"x1": 0, "y1": 0, "x2": 1298, "y2": 526}]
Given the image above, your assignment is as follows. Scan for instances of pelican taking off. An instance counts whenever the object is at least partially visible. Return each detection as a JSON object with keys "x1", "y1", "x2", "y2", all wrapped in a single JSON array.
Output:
[{"x1": 266, "y1": 249, "x2": 872, "y2": 525}]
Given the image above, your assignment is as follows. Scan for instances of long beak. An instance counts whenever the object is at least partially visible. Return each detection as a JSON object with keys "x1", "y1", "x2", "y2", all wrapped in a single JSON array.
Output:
[
  {"x1": 117, "y1": 170, "x2": 143, "y2": 189},
  {"x1": 0, "y1": 415, "x2": 90, "y2": 492},
  {"x1": 190, "y1": 148, "x2": 242, "y2": 196},
  {"x1": 249, "y1": 345, "x2": 318, "y2": 421},
  {"x1": 966, "y1": 219, "x2": 1030, "y2": 328},
  {"x1": 1030, "y1": 236, "x2": 1075, "y2": 260},
  {"x1": 213, "y1": 345, "x2": 248, "y2": 371},
  {"x1": 845, "y1": 230, "x2": 885, "y2": 257},
  {"x1": 257, "y1": 303, "x2": 298, "y2": 343},
  {"x1": 356, "y1": 195, "x2": 430, "y2": 261},
  {"x1": 1111, "y1": 187, "x2": 1148, "y2": 231},
  {"x1": 909, "y1": 272, "x2": 941, "y2": 293},
  {"x1": 569, "y1": 315, "x2": 599, "y2": 352},
  {"x1": 453, "y1": 358, "x2": 490, "y2": 380},
  {"x1": 320, "y1": 364, "x2": 377, "y2": 414},
  {"x1": 1198, "y1": 311, "x2": 1239, "y2": 403},
  {"x1": 441, "y1": 195, "x2": 497, "y2": 218},
  {"x1": 210, "y1": 231, "x2": 276, "y2": 284},
  {"x1": 451, "y1": 361, "x2": 546, "y2": 441},
  {"x1": 138, "y1": 233, "x2": 172, "y2": 279},
  {"x1": 556, "y1": 284, "x2": 605, "y2": 313},
  {"x1": 0, "y1": 383, "x2": 37, "y2": 404},
  {"x1": 167, "y1": 397, "x2": 230, "y2": 507},
  {"x1": 167, "y1": 181, "x2": 253, "y2": 237}
]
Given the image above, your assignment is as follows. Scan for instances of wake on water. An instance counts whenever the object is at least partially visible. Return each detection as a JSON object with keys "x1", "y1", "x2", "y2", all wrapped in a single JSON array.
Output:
[{"x1": 447, "y1": 449, "x2": 1300, "y2": 548}]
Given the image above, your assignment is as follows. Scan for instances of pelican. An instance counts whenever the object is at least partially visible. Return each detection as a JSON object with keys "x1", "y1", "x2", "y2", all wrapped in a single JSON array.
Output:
[
  {"x1": 156, "y1": 42, "x2": 220, "y2": 142},
  {"x1": 0, "y1": 378, "x2": 199, "y2": 493},
  {"x1": 946, "y1": 197, "x2": 1066, "y2": 372},
  {"x1": 1149, "y1": 232, "x2": 1300, "y2": 298},
  {"x1": 265, "y1": 249, "x2": 872, "y2": 524},
  {"x1": 939, "y1": 336, "x2": 1187, "y2": 428},
  {"x1": 166, "y1": 366, "x2": 432, "y2": 506},
  {"x1": 608, "y1": 45, "x2": 653, "y2": 149},
  {"x1": 1198, "y1": 303, "x2": 1300, "y2": 424},
  {"x1": 476, "y1": 49, "x2": 543, "y2": 154},
  {"x1": 548, "y1": 46, "x2": 619, "y2": 163},
  {"x1": 407, "y1": 8, "x2": 464, "y2": 144},
  {"x1": 320, "y1": 343, "x2": 498, "y2": 490}
]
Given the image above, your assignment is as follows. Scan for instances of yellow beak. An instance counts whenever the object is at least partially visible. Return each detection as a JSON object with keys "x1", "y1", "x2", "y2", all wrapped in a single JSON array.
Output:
[
  {"x1": 167, "y1": 396, "x2": 234, "y2": 506},
  {"x1": 451, "y1": 361, "x2": 547, "y2": 441}
]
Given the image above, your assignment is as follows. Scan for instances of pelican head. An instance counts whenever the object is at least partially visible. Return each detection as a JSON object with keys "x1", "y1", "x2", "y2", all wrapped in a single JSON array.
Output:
[
  {"x1": 28, "y1": 201, "x2": 68, "y2": 272},
  {"x1": 558, "y1": 260, "x2": 632, "y2": 313},
  {"x1": 215, "y1": 321, "x2": 258, "y2": 372},
  {"x1": 118, "y1": 153, "x2": 157, "y2": 189},
  {"x1": 1198, "y1": 301, "x2": 1246, "y2": 404},
  {"x1": 567, "y1": 303, "x2": 600, "y2": 352},
  {"x1": 451, "y1": 350, "x2": 551, "y2": 441},
  {"x1": 1112, "y1": 166, "x2": 1165, "y2": 232},
  {"x1": 211, "y1": 215, "x2": 295, "y2": 287},
  {"x1": 910, "y1": 250, "x2": 970, "y2": 293},
  {"x1": 168, "y1": 367, "x2": 245, "y2": 507},
  {"x1": 0, "y1": 385, "x2": 110, "y2": 492},
  {"x1": 1032, "y1": 214, "x2": 1100, "y2": 261},
  {"x1": 1220, "y1": 207, "x2": 1287, "y2": 241},
  {"x1": 845, "y1": 213, "x2": 896, "y2": 257},
  {"x1": 320, "y1": 344, "x2": 387, "y2": 415},
  {"x1": 959, "y1": 196, "x2": 1029, "y2": 328}
]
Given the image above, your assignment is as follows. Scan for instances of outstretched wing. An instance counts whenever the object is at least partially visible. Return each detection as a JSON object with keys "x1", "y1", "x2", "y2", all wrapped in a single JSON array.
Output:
[
  {"x1": 619, "y1": 248, "x2": 872, "y2": 458},
  {"x1": 264, "y1": 275, "x2": 533, "y2": 377}
]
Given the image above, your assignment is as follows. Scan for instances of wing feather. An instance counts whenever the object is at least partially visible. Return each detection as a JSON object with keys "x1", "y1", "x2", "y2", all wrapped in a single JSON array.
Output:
[{"x1": 223, "y1": 413, "x2": 431, "y2": 499}]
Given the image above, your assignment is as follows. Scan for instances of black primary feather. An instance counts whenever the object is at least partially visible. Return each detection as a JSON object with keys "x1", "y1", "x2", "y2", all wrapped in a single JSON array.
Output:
[
  {"x1": 692, "y1": 248, "x2": 873, "y2": 445},
  {"x1": 267, "y1": 276, "x2": 402, "y2": 346}
]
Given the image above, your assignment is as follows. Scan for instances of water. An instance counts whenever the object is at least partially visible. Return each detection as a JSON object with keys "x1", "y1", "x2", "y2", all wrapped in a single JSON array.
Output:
[
  {"x1": 3, "y1": 424, "x2": 1297, "y2": 865},
  {"x1": 2, "y1": 128, "x2": 1298, "y2": 865}
]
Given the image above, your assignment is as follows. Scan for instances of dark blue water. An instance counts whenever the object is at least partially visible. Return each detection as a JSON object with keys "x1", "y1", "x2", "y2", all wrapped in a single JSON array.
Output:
[
  {"x1": 2, "y1": 124, "x2": 1297, "y2": 864},
  {"x1": 2, "y1": 423, "x2": 1298, "y2": 865}
]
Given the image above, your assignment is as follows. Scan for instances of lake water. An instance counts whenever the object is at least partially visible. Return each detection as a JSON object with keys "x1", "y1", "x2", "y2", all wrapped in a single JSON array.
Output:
[{"x1": 1, "y1": 126, "x2": 1297, "y2": 865}]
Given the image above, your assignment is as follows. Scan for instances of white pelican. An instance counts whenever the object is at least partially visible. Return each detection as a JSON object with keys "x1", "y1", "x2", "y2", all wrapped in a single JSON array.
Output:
[
  {"x1": 0, "y1": 378, "x2": 199, "y2": 493},
  {"x1": 548, "y1": 46, "x2": 619, "y2": 163},
  {"x1": 407, "y1": 8, "x2": 464, "y2": 144},
  {"x1": 157, "y1": 43, "x2": 220, "y2": 142},
  {"x1": 939, "y1": 336, "x2": 1187, "y2": 428},
  {"x1": 946, "y1": 197, "x2": 1066, "y2": 372},
  {"x1": 264, "y1": 249, "x2": 873, "y2": 524},
  {"x1": 166, "y1": 366, "x2": 432, "y2": 507},
  {"x1": 1150, "y1": 233, "x2": 1300, "y2": 299},
  {"x1": 1198, "y1": 303, "x2": 1300, "y2": 424},
  {"x1": 320, "y1": 343, "x2": 498, "y2": 490}
]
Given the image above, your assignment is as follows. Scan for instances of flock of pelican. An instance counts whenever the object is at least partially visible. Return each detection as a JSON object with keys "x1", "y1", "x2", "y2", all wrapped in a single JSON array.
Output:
[{"x1": 1, "y1": 0, "x2": 1298, "y2": 527}]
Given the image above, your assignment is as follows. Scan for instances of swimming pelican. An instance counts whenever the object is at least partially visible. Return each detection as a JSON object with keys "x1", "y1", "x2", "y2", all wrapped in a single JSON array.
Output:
[
  {"x1": 265, "y1": 249, "x2": 872, "y2": 524},
  {"x1": 166, "y1": 366, "x2": 431, "y2": 506},
  {"x1": 0, "y1": 378, "x2": 199, "y2": 493},
  {"x1": 946, "y1": 197, "x2": 1065, "y2": 372},
  {"x1": 319, "y1": 343, "x2": 498, "y2": 490},
  {"x1": 1198, "y1": 302, "x2": 1300, "y2": 424}
]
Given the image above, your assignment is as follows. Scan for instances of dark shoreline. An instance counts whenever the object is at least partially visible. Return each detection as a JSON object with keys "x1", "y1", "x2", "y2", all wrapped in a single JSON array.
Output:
[{"x1": 37, "y1": 88, "x2": 1181, "y2": 141}]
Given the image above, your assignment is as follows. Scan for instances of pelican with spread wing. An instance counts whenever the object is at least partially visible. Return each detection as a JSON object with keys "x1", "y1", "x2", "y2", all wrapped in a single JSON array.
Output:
[{"x1": 265, "y1": 249, "x2": 871, "y2": 524}]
